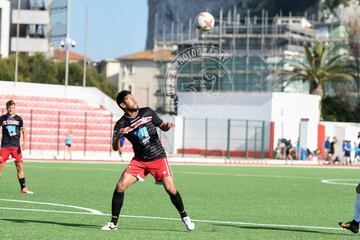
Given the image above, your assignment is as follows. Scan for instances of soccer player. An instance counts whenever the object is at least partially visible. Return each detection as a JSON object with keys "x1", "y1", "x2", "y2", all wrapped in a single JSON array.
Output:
[
  {"x1": 0, "y1": 100, "x2": 33, "y2": 194},
  {"x1": 339, "y1": 183, "x2": 360, "y2": 233},
  {"x1": 101, "y1": 90, "x2": 195, "y2": 231}
]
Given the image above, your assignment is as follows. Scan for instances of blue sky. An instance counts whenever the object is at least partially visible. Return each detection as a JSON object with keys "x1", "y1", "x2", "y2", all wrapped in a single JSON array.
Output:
[{"x1": 70, "y1": 0, "x2": 148, "y2": 61}]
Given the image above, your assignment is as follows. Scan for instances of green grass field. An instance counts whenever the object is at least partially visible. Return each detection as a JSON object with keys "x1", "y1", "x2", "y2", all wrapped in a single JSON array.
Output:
[{"x1": 0, "y1": 162, "x2": 359, "y2": 240}]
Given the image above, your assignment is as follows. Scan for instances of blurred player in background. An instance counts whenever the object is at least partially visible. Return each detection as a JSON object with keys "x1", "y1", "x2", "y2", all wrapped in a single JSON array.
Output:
[
  {"x1": 0, "y1": 100, "x2": 33, "y2": 194},
  {"x1": 101, "y1": 90, "x2": 194, "y2": 231}
]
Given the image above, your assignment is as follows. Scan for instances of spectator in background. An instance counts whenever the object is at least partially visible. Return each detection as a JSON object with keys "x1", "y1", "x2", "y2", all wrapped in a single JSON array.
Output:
[
  {"x1": 328, "y1": 137, "x2": 337, "y2": 164},
  {"x1": 342, "y1": 140, "x2": 346, "y2": 164},
  {"x1": 285, "y1": 139, "x2": 293, "y2": 160},
  {"x1": 355, "y1": 132, "x2": 360, "y2": 164},
  {"x1": 275, "y1": 139, "x2": 284, "y2": 159},
  {"x1": 324, "y1": 137, "x2": 330, "y2": 160},
  {"x1": 344, "y1": 140, "x2": 352, "y2": 165},
  {"x1": 64, "y1": 129, "x2": 72, "y2": 160},
  {"x1": 354, "y1": 141, "x2": 359, "y2": 164}
]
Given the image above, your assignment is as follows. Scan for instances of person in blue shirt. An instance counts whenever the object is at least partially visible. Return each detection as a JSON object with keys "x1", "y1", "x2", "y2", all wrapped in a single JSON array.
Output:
[
  {"x1": 354, "y1": 141, "x2": 359, "y2": 163},
  {"x1": 343, "y1": 140, "x2": 352, "y2": 165},
  {"x1": 64, "y1": 129, "x2": 72, "y2": 160},
  {"x1": 323, "y1": 137, "x2": 330, "y2": 160}
]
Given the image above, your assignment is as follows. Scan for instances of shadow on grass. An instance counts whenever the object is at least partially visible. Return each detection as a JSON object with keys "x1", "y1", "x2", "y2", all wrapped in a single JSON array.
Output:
[
  {"x1": 213, "y1": 223, "x2": 357, "y2": 237},
  {"x1": 0, "y1": 218, "x2": 99, "y2": 229},
  {"x1": 0, "y1": 218, "x2": 187, "y2": 233},
  {"x1": 121, "y1": 226, "x2": 186, "y2": 233}
]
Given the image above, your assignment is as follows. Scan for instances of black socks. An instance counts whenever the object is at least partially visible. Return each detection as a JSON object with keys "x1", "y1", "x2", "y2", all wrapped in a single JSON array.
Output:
[
  {"x1": 111, "y1": 190, "x2": 124, "y2": 225},
  {"x1": 18, "y1": 178, "x2": 26, "y2": 190},
  {"x1": 169, "y1": 191, "x2": 187, "y2": 218},
  {"x1": 110, "y1": 189, "x2": 187, "y2": 226}
]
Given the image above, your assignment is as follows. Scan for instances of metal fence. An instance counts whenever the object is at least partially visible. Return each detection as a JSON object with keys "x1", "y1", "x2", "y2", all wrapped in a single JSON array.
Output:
[
  {"x1": 1, "y1": 108, "x2": 115, "y2": 157},
  {"x1": 1, "y1": 108, "x2": 273, "y2": 159},
  {"x1": 161, "y1": 116, "x2": 274, "y2": 159}
]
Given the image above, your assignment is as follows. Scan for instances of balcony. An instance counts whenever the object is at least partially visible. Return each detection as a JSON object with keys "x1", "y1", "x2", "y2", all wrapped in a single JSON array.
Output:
[
  {"x1": 12, "y1": 9, "x2": 49, "y2": 25},
  {"x1": 11, "y1": 37, "x2": 48, "y2": 52}
]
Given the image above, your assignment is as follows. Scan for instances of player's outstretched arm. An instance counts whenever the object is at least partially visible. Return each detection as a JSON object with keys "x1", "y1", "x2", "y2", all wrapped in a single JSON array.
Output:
[{"x1": 160, "y1": 122, "x2": 175, "y2": 132}]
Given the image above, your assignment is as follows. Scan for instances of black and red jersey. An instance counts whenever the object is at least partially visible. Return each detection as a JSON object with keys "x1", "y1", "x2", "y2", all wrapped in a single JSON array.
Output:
[
  {"x1": 0, "y1": 114, "x2": 24, "y2": 148},
  {"x1": 113, "y1": 107, "x2": 166, "y2": 161}
]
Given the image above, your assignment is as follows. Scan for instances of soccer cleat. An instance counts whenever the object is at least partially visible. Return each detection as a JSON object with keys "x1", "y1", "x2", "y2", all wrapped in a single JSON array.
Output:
[
  {"x1": 182, "y1": 216, "x2": 195, "y2": 231},
  {"x1": 101, "y1": 222, "x2": 117, "y2": 231},
  {"x1": 20, "y1": 188, "x2": 33, "y2": 194},
  {"x1": 339, "y1": 220, "x2": 359, "y2": 233}
]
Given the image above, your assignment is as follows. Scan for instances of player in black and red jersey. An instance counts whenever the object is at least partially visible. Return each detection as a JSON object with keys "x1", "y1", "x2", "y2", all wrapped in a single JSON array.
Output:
[
  {"x1": 101, "y1": 90, "x2": 194, "y2": 231},
  {"x1": 0, "y1": 100, "x2": 33, "y2": 194}
]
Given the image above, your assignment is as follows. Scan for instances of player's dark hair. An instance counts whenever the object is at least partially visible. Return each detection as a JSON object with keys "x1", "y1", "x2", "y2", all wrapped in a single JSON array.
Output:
[
  {"x1": 116, "y1": 90, "x2": 131, "y2": 108},
  {"x1": 6, "y1": 100, "x2": 15, "y2": 108}
]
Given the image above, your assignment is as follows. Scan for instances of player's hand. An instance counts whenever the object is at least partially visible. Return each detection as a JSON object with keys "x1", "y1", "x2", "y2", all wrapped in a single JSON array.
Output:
[
  {"x1": 161, "y1": 122, "x2": 175, "y2": 131},
  {"x1": 21, "y1": 143, "x2": 26, "y2": 151},
  {"x1": 165, "y1": 122, "x2": 175, "y2": 129}
]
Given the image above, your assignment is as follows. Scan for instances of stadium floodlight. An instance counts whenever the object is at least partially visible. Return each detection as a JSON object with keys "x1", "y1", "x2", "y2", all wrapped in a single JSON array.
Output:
[
  {"x1": 60, "y1": 37, "x2": 76, "y2": 96},
  {"x1": 61, "y1": 0, "x2": 74, "y2": 96}
]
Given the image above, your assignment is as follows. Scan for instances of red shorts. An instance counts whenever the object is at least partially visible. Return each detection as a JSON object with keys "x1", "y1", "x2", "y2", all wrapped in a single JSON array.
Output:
[
  {"x1": 0, "y1": 147, "x2": 23, "y2": 163},
  {"x1": 124, "y1": 157, "x2": 173, "y2": 183}
]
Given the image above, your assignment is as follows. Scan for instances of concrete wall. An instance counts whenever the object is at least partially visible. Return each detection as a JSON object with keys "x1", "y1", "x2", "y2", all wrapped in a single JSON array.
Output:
[
  {"x1": 12, "y1": 9, "x2": 49, "y2": 24},
  {"x1": 271, "y1": 92, "x2": 320, "y2": 151},
  {"x1": 11, "y1": 37, "x2": 48, "y2": 52},
  {"x1": 177, "y1": 91, "x2": 321, "y2": 151},
  {"x1": 0, "y1": 0, "x2": 10, "y2": 57}
]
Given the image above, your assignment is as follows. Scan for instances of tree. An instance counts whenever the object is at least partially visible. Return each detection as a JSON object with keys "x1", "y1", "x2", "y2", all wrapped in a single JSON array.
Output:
[
  {"x1": 277, "y1": 42, "x2": 353, "y2": 101},
  {"x1": 323, "y1": 0, "x2": 351, "y2": 13},
  {"x1": 0, "y1": 53, "x2": 118, "y2": 99},
  {"x1": 322, "y1": 96, "x2": 357, "y2": 121},
  {"x1": 30, "y1": 53, "x2": 58, "y2": 84},
  {"x1": 343, "y1": 6, "x2": 360, "y2": 100}
]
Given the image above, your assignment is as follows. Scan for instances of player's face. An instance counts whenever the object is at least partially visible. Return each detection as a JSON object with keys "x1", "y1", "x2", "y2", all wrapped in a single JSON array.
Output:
[
  {"x1": 123, "y1": 94, "x2": 138, "y2": 111},
  {"x1": 6, "y1": 104, "x2": 16, "y2": 115}
]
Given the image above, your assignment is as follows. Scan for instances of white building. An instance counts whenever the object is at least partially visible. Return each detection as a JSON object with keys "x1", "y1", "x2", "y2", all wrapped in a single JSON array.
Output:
[
  {"x1": 100, "y1": 49, "x2": 174, "y2": 110},
  {"x1": 0, "y1": 0, "x2": 51, "y2": 57}
]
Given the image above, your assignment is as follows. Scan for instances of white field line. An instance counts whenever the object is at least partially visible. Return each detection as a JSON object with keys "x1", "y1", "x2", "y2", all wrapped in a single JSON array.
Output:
[
  {"x1": 0, "y1": 199, "x2": 103, "y2": 214},
  {"x1": 0, "y1": 206, "x2": 345, "y2": 232},
  {"x1": 320, "y1": 179, "x2": 359, "y2": 186}
]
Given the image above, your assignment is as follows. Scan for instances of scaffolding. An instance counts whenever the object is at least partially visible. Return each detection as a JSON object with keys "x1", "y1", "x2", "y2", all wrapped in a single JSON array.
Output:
[{"x1": 154, "y1": 8, "x2": 348, "y2": 94}]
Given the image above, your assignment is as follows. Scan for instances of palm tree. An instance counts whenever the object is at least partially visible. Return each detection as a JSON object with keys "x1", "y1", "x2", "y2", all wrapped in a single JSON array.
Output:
[
  {"x1": 277, "y1": 42, "x2": 353, "y2": 100},
  {"x1": 323, "y1": 0, "x2": 352, "y2": 14}
]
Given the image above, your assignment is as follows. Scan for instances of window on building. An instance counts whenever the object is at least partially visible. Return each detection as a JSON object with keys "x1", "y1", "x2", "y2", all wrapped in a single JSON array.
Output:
[{"x1": 126, "y1": 64, "x2": 135, "y2": 75}]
